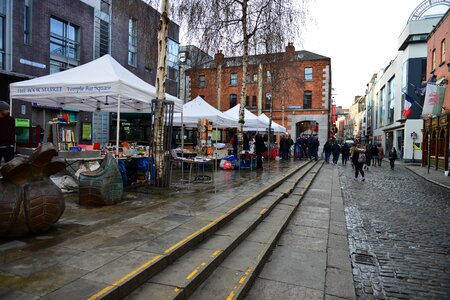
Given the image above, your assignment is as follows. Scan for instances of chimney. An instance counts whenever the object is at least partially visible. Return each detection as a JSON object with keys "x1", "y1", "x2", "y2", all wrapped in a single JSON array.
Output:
[
  {"x1": 214, "y1": 50, "x2": 224, "y2": 65},
  {"x1": 285, "y1": 42, "x2": 295, "y2": 59}
]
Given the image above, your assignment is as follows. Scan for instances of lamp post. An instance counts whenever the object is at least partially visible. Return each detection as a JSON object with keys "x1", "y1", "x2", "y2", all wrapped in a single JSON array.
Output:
[{"x1": 411, "y1": 131, "x2": 417, "y2": 163}]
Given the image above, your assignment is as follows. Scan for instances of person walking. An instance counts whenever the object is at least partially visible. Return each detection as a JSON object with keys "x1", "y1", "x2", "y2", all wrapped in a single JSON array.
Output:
[
  {"x1": 371, "y1": 144, "x2": 379, "y2": 166},
  {"x1": 308, "y1": 134, "x2": 319, "y2": 161},
  {"x1": 341, "y1": 143, "x2": 350, "y2": 165},
  {"x1": 349, "y1": 143, "x2": 356, "y2": 169},
  {"x1": 331, "y1": 141, "x2": 340, "y2": 164},
  {"x1": 323, "y1": 141, "x2": 332, "y2": 163},
  {"x1": 254, "y1": 133, "x2": 266, "y2": 170},
  {"x1": 377, "y1": 144, "x2": 384, "y2": 166},
  {"x1": 351, "y1": 145, "x2": 366, "y2": 181},
  {"x1": 388, "y1": 147, "x2": 398, "y2": 170},
  {"x1": 0, "y1": 101, "x2": 15, "y2": 164},
  {"x1": 294, "y1": 136, "x2": 302, "y2": 160}
]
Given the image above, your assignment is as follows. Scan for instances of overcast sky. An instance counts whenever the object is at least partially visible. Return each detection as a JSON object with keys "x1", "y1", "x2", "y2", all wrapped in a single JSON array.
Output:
[{"x1": 300, "y1": 0, "x2": 448, "y2": 108}]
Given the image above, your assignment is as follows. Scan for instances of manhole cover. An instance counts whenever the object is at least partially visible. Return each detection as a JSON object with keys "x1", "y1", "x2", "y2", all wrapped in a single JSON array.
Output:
[{"x1": 353, "y1": 253, "x2": 376, "y2": 266}]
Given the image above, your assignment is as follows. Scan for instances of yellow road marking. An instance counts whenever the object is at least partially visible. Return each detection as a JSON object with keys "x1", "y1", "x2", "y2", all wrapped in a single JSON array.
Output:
[
  {"x1": 88, "y1": 165, "x2": 302, "y2": 300},
  {"x1": 226, "y1": 290, "x2": 235, "y2": 300},
  {"x1": 260, "y1": 208, "x2": 268, "y2": 215},
  {"x1": 174, "y1": 287, "x2": 181, "y2": 293},
  {"x1": 86, "y1": 255, "x2": 163, "y2": 300},
  {"x1": 186, "y1": 262, "x2": 206, "y2": 280},
  {"x1": 211, "y1": 249, "x2": 221, "y2": 257}
]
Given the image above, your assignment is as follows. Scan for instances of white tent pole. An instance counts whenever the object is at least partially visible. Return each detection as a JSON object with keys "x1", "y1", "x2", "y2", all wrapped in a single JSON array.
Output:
[
  {"x1": 9, "y1": 95, "x2": 12, "y2": 116},
  {"x1": 116, "y1": 95, "x2": 121, "y2": 156}
]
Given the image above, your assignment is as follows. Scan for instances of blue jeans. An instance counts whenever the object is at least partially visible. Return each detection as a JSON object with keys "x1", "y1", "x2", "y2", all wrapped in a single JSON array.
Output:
[{"x1": 325, "y1": 152, "x2": 331, "y2": 162}]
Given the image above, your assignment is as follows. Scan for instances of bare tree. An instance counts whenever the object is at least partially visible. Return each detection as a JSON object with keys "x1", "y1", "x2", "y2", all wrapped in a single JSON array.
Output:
[
  {"x1": 153, "y1": 0, "x2": 170, "y2": 186},
  {"x1": 176, "y1": 0, "x2": 310, "y2": 157}
]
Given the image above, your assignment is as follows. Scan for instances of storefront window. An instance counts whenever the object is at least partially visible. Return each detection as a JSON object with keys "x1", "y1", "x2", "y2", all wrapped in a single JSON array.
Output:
[{"x1": 110, "y1": 113, "x2": 152, "y2": 143}]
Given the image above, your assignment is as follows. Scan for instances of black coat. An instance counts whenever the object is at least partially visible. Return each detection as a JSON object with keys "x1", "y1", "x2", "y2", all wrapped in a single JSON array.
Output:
[{"x1": 255, "y1": 134, "x2": 266, "y2": 155}]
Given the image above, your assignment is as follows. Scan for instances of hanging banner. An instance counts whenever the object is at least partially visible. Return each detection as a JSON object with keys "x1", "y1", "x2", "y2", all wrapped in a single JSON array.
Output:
[{"x1": 422, "y1": 83, "x2": 446, "y2": 117}]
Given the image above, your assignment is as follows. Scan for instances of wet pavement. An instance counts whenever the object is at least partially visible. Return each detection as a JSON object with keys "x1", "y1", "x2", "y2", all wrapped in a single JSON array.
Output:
[
  {"x1": 338, "y1": 161, "x2": 450, "y2": 299},
  {"x1": 0, "y1": 159, "x2": 299, "y2": 299},
  {"x1": 246, "y1": 163, "x2": 356, "y2": 300}
]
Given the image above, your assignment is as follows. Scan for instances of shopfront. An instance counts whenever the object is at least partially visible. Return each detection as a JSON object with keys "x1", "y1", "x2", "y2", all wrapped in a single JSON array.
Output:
[{"x1": 422, "y1": 113, "x2": 450, "y2": 171}]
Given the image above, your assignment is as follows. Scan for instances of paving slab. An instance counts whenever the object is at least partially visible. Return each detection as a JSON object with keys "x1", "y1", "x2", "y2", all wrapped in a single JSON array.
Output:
[
  {"x1": 220, "y1": 240, "x2": 265, "y2": 272},
  {"x1": 328, "y1": 233, "x2": 350, "y2": 252},
  {"x1": 41, "y1": 278, "x2": 107, "y2": 300},
  {"x1": 329, "y1": 221, "x2": 347, "y2": 236},
  {"x1": 135, "y1": 227, "x2": 195, "y2": 254},
  {"x1": 0, "y1": 287, "x2": 39, "y2": 300},
  {"x1": 246, "y1": 278, "x2": 323, "y2": 300},
  {"x1": 82, "y1": 250, "x2": 161, "y2": 285},
  {"x1": 283, "y1": 223, "x2": 328, "y2": 238},
  {"x1": 258, "y1": 246, "x2": 326, "y2": 290},
  {"x1": 327, "y1": 248, "x2": 353, "y2": 273},
  {"x1": 189, "y1": 266, "x2": 244, "y2": 300},
  {"x1": 61, "y1": 249, "x2": 123, "y2": 271},
  {"x1": 277, "y1": 233, "x2": 327, "y2": 252},
  {"x1": 325, "y1": 267, "x2": 356, "y2": 299}
]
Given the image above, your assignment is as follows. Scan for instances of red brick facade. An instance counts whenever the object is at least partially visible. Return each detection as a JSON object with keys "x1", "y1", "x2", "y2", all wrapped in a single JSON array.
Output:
[
  {"x1": 186, "y1": 44, "x2": 332, "y2": 139},
  {"x1": 427, "y1": 10, "x2": 450, "y2": 110}
]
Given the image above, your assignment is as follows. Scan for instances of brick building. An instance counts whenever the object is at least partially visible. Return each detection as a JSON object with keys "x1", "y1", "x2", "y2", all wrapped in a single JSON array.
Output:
[
  {"x1": 1, "y1": 0, "x2": 179, "y2": 145},
  {"x1": 186, "y1": 43, "x2": 332, "y2": 145}
]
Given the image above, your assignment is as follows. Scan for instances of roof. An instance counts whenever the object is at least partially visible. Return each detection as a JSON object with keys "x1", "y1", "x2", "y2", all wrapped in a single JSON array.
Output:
[{"x1": 194, "y1": 50, "x2": 330, "y2": 69}]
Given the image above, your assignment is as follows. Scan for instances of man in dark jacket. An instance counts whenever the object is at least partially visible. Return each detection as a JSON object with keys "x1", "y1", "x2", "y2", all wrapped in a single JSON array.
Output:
[
  {"x1": 331, "y1": 142, "x2": 341, "y2": 164},
  {"x1": 323, "y1": 141, "x2": 332, "y2": 163},
  {"x1": 0, "y1": 101, "x2": 15, "y2": 163}
]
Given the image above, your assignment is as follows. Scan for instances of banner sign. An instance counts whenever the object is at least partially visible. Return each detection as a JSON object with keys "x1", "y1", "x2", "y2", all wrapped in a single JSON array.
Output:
[
  {"x1": 422, "y1": 83, "x2": 446, "y2": 116},
  {"x1": 12, "y1": 85, "x2": 113, "y2": 96}
]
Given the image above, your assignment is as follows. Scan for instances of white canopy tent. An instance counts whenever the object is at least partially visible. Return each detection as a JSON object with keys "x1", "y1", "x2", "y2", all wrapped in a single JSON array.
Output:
[
  {"x1": 244, "y1": 113, "x2": 287, "y2": 133},
  {"x1": 9, "y1": 54, "x2": 183, "y2": 153},
  {"x1": 173, "y1": 96, "x2": 237, "y2": 128},
  {"x1": 223, "y1": 104, "x2": 268, "y2": 128}
]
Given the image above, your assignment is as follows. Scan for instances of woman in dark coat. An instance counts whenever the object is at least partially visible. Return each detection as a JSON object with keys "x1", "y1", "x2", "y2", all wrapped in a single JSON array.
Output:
[
  {"x1": 341, "y1": 143, "x2": 350, "y2": 165},
  {"x1": 254, "y1": 133, "x2": 266, "y2": 169}
]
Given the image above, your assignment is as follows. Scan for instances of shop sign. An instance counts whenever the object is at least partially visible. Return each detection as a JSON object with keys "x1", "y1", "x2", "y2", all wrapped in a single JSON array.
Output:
[{"x1": 15, "y1": 118, "x2": 30, "y2": 127}]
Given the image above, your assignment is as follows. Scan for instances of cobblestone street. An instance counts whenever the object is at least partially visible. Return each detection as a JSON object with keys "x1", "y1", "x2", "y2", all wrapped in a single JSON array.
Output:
[{"x1": 339, "y1": 161, "x2": 450, "y2": 299}]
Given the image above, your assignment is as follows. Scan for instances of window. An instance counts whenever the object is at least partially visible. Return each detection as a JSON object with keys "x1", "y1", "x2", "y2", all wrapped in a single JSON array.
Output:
[
  {"x1": 50, "y1": 17, "x2": 80, "y2": 73},
  {"x1": 266, "y1": 71, "x2": 271, "y2": 83},
  {"x1": 0, "y1": 0, "x2": 6, "y2": 69},
  {"x1": 230, "y1": 94, "x2": 237, "y2": 108},
  {"x1": 432, "y1": 49, "x2": 436, "y2": 70},
  {"x1": 99, "y1": 19, "x2": 109, "y2": 57},
  {"x1": 24, "y1": 0, "x2": 32, "y2": 45},
  {"x1": 245, "y1": 96, "x2": 249, "y2": 107},
  {"x1": 388, "y1": 77, "x2": 395, "y2": 124},
  {"x1": 246, "y1": 74, "x2": 251, "y2": 83},
  {"x1": 441, "y1": 39, "x2": 446, "y2": 64},
  {"x1": 265, "y1": 93, "x2": 272, "y2": 110},
  {"x1": 253, "y1": 74, "x2": 257, "y2": 82},
  {"x1": 199, "y1": 75, "x2": 206, "y2": 88},
  {"x1": 128, "y1": 18, "x2": 137, "y2": 66},
  {"x1": 100, "y1": 0, "x2": 111, "y2": 14},
  {"x1": 380, "y1": 86, "x2": 386, "y2": 127},
  {"x1": 230, "y1": 73, "x2": 238, "y2": 86},
  {"x1": 167, "y1": 38, "x2": 179, "y2": 83},
  {"x1": 252, "y1": 96, "x2": 257, "y2": 107},
  {"x1": 303, "y1": 90, "x2": 312, "y2": 109},
  {"x1": 304, "y1": 67, "x2": 313, "y2": 81}
]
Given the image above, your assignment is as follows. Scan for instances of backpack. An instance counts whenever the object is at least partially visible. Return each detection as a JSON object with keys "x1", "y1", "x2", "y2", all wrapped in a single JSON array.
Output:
[{"x1": 358, "y1": 153, "x2": 366, "y2": 163}]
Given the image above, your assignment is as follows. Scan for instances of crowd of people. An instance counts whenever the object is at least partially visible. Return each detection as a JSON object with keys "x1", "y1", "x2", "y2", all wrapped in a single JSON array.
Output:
[{"x1": 321, "y1": 140, "x2": 399, "y2": 181}]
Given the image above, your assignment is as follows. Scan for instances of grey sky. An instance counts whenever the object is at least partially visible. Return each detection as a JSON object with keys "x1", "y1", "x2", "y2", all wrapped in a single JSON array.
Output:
[{"x1": 300, "y1": 0, "x2": 448, "y2": 108}]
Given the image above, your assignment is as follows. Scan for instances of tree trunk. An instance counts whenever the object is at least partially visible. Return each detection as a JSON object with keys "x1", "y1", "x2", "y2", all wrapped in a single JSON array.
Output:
[
  {"x1": 154, "y1": 0, "x2": 170, "y2": 186},
  {"x1": 238, "y1": 0, "x2": 249, "y2": 160}
]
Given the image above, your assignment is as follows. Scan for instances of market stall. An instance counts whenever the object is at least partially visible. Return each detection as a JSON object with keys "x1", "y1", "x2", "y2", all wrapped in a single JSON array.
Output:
[
  {"x1": 9, "y1": 55, "x2": 183, "y2": 183},
  {"x1": 9, "y1": 54, "x2": 182, "y2": 157}
]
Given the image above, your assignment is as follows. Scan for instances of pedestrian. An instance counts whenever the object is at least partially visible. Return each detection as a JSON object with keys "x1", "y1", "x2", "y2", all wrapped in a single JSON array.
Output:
[
  {"x1": 331, "y1": 141, "x2": 340, "y2": 164},
  {"x1": 377, "y1": 144, "x2": 384, "y2": 166},
  {"x1": 341, "y1": 143, "x2": 350, "y2": 165},
  {"x1": 254, "y1": 133, "x2": 266, "y2": 170},
  {"x1": 388, "y1": 147, "x2": 398, "y2": 170},
  {"x1": 294, "y1": 136, "x2": 302, "y2": 159},
  {"x1": 0, "y1": 101, "x2": 15, "y2": 164},
  {"x1": 280, "y1": 135, "x2": 288, "y2": 160},
  {"x1": 349, "y1": 143, "x2": 356, "y2": 169},
  {"x1": 371, "y1": 144, "x2": 379, "y2": 166},
  {"x1": 308, "y1": 134, "x2": 319, "y2": 161},
  {"x1": 301, "y1": 135, "x2": 308, "y2": 159},
  {"x1": 243, "y1": 132, "x2": 250, "y2": 151},
  {"x1": 351, "y1": 145, "x2": 366, "y2": 181},
  {"x1": 323, "y1": 141, "x2": 332, "y2": 163}
]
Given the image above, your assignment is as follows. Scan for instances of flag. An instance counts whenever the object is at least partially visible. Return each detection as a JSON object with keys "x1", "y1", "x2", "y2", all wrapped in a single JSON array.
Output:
[
  {"x1": 422, "y1": 83, "x2": 445, "y2": 116},
  {"x1": 403, "y1": 93, "x2": 413, "y2": 118}
]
